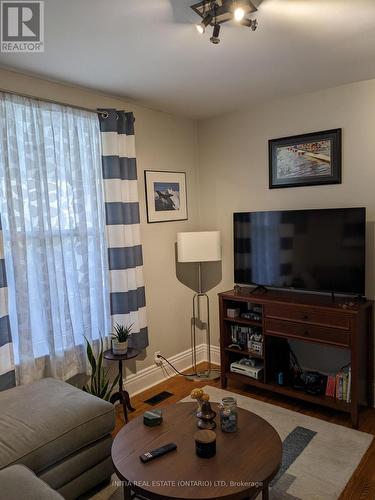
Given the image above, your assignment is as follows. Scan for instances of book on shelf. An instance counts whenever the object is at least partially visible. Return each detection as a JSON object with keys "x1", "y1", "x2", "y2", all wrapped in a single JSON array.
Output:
[
  {"x1": 346, "y1": 367, "x2": 351, "y2": 403},
  {"x1": 325, "y1": 365, "x2": 351, "y2": 402},
  {"x1": 325, "y1": 375, "x2": 336, "y2": 397}
]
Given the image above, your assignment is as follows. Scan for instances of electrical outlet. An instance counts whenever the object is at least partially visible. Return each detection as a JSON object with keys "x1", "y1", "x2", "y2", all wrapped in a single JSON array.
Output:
[{"x1": 154, "y1": 351, "x2": 162, "y2": 365}]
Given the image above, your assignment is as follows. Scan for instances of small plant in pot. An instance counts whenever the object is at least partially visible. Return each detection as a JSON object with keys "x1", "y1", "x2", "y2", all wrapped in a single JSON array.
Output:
[{"x1": 112, "y1": 323, "x2": 133, "y2": 355}]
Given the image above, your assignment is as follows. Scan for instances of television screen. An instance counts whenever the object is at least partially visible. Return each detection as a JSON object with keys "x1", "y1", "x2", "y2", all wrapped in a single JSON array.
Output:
[{"x1": 234, "y1": 208, "x2": 366, "y2": 295}]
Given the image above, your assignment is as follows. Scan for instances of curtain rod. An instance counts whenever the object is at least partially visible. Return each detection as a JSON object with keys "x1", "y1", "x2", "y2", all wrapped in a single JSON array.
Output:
[{"x1": 0, "y1": 87, "x2": 110, "y2": 116}]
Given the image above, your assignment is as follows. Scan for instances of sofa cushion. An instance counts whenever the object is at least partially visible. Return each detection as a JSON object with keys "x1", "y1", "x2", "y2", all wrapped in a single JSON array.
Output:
[
  {"x1": 38, "y1": 435, "x2": 112, "y2": 490},
  {"x1": 0, "y1": 378, "x2": 115, "y2": 473},
  {"x1": 0, "y1": 465, "x2": 64, "y2": 500}
]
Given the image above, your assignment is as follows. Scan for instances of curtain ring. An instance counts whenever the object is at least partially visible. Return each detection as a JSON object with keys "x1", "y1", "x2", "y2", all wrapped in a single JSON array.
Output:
[{"x1": 99, "y1": 111, "x2": 109, "y2": 119}]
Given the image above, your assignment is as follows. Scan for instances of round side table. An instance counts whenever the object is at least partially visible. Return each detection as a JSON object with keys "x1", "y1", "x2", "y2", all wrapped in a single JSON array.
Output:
[{"x1": 104, "y1": 347, "x2": 140, "y2": 423}]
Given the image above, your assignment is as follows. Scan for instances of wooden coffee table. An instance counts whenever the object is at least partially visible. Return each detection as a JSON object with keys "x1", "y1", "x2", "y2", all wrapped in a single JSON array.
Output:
[{"x1": 112, "y1": 402, "x2": 282, "y2": 500}]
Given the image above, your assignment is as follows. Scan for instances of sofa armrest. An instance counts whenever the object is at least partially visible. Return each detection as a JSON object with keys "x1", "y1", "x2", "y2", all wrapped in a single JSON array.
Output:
[{"x1": 0, "y1": 465, "x2": 64, "y2": 500}]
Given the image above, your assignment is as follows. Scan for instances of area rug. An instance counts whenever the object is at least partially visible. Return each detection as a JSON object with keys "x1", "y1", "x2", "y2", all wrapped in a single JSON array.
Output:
[{"x1": 92, "y1": 386, "x2": 373, "y2": 500}]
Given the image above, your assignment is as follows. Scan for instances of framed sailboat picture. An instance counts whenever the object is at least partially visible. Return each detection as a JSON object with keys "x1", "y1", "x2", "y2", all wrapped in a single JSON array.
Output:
[
  {"x1": 144, "y1": 170, "x2": 188, "y2": 223},
  {"x1": 269, "y1": 129, "x2": 342, "y2": 189}
]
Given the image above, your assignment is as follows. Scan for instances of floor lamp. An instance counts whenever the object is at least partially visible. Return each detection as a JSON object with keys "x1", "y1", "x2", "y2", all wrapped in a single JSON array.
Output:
[{"x1": 177, "y1": 231, "x2": 221, "y2": 381}]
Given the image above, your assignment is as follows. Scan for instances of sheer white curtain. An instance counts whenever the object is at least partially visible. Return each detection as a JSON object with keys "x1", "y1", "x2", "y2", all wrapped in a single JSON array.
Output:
[{"x1": 0, "y1": 92, "x2": 110, "y2": 385}]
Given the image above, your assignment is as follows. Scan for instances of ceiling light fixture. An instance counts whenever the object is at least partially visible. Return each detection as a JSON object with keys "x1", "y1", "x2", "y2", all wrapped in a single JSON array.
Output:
[{"x1": 191, "y1": 0, "x2": 259, "y2": 44}]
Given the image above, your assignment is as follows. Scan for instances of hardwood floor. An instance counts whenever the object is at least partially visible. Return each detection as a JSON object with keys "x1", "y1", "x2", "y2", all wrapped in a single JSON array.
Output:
[{"x1": 114, "y1": 363, "x2": 375, "y2": 500}]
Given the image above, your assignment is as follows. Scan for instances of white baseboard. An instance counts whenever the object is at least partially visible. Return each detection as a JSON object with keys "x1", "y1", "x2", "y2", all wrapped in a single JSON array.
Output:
[{"x1": 124, "y1": 344, "x2": 221, "y2": 397}]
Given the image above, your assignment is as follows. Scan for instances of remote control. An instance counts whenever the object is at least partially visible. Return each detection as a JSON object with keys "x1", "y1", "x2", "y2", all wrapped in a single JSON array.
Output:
[{"x1": 140, "y1": 443, "x2": 177, "y2": 463}]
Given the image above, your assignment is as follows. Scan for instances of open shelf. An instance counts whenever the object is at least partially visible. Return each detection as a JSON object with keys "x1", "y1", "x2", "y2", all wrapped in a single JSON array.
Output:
[
  {"x1": 265, "y1": 381, "x2": 351, "y2": 411},
  {"x1": 228, "y1": 371, "x2": 265, "y2": 388},
  {"x1": 224, "y1": 316, "x2": 262, "y2": 327},
  {"x1": 225, "y1": 347, "x2": 264, "y2": 359},
  {"x1": 227, "y1": 372, "x2": 351, "y2": 411}
]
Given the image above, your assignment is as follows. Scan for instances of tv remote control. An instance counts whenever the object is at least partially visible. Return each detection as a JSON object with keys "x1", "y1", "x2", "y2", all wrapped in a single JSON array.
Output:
[{"x1": 140, "y1": 443, "x2": 177, "y2": 463}]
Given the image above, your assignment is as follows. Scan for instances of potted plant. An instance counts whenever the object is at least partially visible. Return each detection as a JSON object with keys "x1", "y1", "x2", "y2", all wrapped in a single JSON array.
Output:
[
  {"x1": 82, "y1": 336, "x2": 119, "y2": 401},
  {"x1": 112, "y1": 323, "x2": 133, "y2": 355}
]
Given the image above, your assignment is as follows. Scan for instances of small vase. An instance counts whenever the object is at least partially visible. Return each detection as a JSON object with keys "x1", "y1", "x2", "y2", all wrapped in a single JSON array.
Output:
[
  {"x1": 195, "y1": 399, "x2": 203, "y2": 416},
  {"x1": 112, "y1": 339, "x2": 128, "y2": 355},
  {"x1": 196, "y1": 400, "x2": 216, "y2": 430}
]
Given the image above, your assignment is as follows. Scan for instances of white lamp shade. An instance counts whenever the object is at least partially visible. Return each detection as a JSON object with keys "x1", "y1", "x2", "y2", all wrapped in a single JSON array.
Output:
[{"x1": 177, "y1": 231, "x2": 221, "y2": 263}]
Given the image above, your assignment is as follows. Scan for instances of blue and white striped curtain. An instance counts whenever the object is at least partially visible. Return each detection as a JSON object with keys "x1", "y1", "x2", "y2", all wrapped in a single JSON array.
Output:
[
  {"x1": 0, "y1": 215, "x2": 15, "y2": 390},
  {"x1": 99, "y1": 110, "x2": 148, "y2": 350}
]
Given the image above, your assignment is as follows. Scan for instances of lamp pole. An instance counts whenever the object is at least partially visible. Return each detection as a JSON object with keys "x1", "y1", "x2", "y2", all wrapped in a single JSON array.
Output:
[{"x1": 187, "y1": 261, "x2": 219, "y2": 381}]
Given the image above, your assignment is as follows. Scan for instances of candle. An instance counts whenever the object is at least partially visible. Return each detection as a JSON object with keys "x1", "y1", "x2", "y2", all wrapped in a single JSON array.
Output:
[{"x1": 194, "y1": 430, "x2": 216, "y2": 458}]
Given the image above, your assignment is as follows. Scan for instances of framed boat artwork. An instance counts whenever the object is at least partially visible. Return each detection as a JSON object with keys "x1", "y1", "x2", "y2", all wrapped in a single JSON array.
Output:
[
  {"x1": 144, "y1": 170, "x2": 188, "y2": 223},
  {"x1": 269, "y1": 129, "x2": 342, "y2": 189}
]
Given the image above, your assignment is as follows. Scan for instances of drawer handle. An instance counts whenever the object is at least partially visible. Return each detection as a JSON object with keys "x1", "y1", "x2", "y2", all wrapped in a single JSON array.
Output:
[
  {"x1": 303, "y1": 330, "x2": 310, "y2": 336},
  {"x1": 302, "y1": 314, "x2": 309, "y2": 320}
]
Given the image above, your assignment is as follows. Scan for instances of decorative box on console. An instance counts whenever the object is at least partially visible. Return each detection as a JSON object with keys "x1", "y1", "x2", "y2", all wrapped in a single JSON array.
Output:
[{"x1": 226, "y1": 308, "x2": 240, "y2": 318}]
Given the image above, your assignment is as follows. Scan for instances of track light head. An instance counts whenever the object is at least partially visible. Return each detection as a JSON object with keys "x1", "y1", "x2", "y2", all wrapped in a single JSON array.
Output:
[
  {"x1": 234, "y1": 7, "x2": 245, "y2": 22},
  {"x1": 195, "y1": 13, "x2": 213, "y2": 34},
  {"x1": 210, "y1": 24, "x2": 221, "y2": 44},
  {"x1": 241, "y1": 18, "x2": 258, "y2": 30},
  {"x1": 195, "y1": 23, "x2": 204, "y2": 34}
]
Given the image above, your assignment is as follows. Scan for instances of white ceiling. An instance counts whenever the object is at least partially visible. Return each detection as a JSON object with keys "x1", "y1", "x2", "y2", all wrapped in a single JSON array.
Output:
[{"x1": 1, "y1": 0, "x2": 375, "y2": 119}]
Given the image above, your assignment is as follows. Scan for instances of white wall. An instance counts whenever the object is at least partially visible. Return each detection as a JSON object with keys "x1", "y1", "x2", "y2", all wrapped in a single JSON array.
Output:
[
  {"x1": 198, "y1": 78, "x2": 375, "y2": 349},
  {"x1": 2, "y1": 68, "x2": 375, "y2": 387},
  {"x1": 0, "y1": 68, "x2": 200, "y2": 375}
]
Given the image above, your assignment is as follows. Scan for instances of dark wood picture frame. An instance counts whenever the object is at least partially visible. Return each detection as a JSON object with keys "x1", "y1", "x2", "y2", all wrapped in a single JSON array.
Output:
[
  {"x1": 144, "y1": 170, "x2": 188, "y2": 223},
  {"x1": 269, "y1": 128, "x2": 342, "y2": 189}
]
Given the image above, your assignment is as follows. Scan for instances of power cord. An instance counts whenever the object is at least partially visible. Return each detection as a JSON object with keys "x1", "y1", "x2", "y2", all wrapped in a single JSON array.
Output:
[{"x1": 156, "y1": 354, "x2": 199, "y2": 378}]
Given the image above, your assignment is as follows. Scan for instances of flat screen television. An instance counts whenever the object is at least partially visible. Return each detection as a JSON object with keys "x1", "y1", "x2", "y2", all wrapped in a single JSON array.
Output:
[{"x1": 234, "y1": 207, "x2": 366, "y2": 295}]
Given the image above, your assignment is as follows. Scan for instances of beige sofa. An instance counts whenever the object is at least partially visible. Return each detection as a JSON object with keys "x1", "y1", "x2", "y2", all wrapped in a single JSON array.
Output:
[{"x1": 0, "y1": 378, "x2": 115, "y2": 499}]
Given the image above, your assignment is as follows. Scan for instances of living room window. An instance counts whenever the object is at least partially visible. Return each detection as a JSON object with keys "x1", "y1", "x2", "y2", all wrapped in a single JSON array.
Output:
[{"x1": 0, "y1": 93, "x2": 110, "y2": 384}]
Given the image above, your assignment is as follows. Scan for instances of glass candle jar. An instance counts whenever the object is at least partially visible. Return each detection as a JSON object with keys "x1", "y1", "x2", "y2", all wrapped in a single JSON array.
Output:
[{"x1": 219, "y1": 397, "x2": 238, "y2": 432}]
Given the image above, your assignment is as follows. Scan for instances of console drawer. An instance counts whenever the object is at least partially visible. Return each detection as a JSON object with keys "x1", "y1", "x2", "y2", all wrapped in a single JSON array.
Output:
[
  {"x1": 265, "y1": 318, "x2": 350, "y2": 347},
  {"x1": 264, "y1": 303, "x2": 351, "y2": 331}
]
